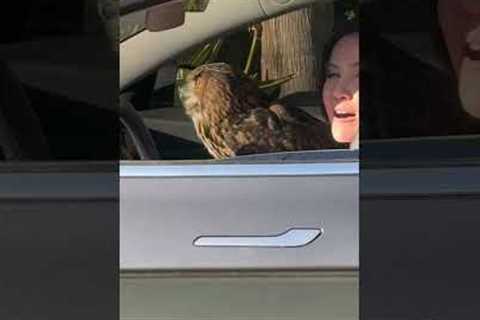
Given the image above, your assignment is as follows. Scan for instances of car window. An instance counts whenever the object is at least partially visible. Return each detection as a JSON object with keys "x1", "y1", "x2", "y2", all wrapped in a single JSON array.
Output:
[
  {"x1": 361, "y1": 0, "x2": 480, "y2": 143},
  {"x1": 120, "y1": 0, "x2": 359, "y2": 162},
  {"x1": 0, "y1": 0, "x2": 118, "y2": 161}
]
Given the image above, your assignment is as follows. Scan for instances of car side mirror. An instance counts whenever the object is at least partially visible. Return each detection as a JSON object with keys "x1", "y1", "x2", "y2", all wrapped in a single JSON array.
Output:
[{"x1": 145, "y1": 0, "x2": 185, "y2": 32}]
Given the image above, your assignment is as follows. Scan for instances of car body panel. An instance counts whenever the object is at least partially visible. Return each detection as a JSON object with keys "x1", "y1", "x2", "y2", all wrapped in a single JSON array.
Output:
[
  {"x1": 120, "y1": 271, "x2": 358, "y2": 320},
  {"x1": 360, "y1": 135, "x2": 480, "y2": 318},
  {"x1": 0, "y1": 163, "x2": 118, "y2": 319},
  {"x1": 120, "y1": 158, "x2": 359, "y2": 271},
  {"x1": 361, "y1": 170, "x2": 480, "y2": 318}
]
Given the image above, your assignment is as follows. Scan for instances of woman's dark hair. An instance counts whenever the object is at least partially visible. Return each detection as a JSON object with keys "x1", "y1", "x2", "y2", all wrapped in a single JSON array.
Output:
[
  {"x1": 318, "y1": 23, "x2": 359, "y2": 123},
  {"x1": 320, "y1": 23, "x2": 359, "y2": 82}
]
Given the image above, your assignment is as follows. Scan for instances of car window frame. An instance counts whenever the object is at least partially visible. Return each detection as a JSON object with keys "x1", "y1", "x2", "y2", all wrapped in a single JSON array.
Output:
[
  {"x1": 361, "y1": 134, "x2": 480, "y2": 169},
  {"x1": 119, "y1": 148, "x2": 359, "y2": 180},
  {"x1": 119, "y1": 0, "x2": 359, "y2": 171}
]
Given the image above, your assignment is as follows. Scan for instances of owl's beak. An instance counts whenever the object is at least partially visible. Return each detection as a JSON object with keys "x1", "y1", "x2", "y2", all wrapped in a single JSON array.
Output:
[
  {"x1": 177, "y1": 82, "x2": 187, "y2": 103},
  {"x1": 176, "y1": 67, "x2": 194, "y2": 104}
]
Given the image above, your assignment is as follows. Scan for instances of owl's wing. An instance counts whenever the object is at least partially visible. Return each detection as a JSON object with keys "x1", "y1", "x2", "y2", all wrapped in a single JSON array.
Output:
[
  {"x1": 268, "y1": 104, "x2": 340, "y2": 149},
  {"x1": 223, "y1": 104, "x2": 338, "y2": 157},
  {"x1": 220, "y1": 109, "x2": 290, "y2": 156}
]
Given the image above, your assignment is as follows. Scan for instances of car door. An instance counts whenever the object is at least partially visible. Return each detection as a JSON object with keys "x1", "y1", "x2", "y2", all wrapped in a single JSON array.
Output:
[
  {"x1": 361, "y1": 1, "x2": 480, "y2": 317},
  {"x1": 120, "y1": 150, "x2": 358, "y2": 319},
  {"x1": 0, "y1": 162, "x2": 118, "y2": 319},
  {"x1": 119, "y1": 1, "x2": 358, "y2": 319},
  {"x1": 0, "y1": 3, "x2": 119, "y2": 318},
  {"x1": 361, "y1": 135, "x2": 480, "y2": 319}
]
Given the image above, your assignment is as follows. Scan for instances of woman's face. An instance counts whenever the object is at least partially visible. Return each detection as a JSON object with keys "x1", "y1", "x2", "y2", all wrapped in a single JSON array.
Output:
[{"x1": 322, "y1": 33, "x2": 359, "y2": 144}]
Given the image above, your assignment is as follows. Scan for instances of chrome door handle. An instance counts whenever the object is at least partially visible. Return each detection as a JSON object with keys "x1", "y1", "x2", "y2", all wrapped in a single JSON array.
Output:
[{"x1": 193, "y1": 228, "x2": 322, "y2": 248}]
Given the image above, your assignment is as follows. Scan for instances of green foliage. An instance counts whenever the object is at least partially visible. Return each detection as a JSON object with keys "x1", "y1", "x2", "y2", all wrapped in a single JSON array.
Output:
[
  {"x1": 183, "y1": 0, "x2": 210, "y2": 12},
  {"x1": 187, "y1": 39, "x2": 224, "y2": 68}
]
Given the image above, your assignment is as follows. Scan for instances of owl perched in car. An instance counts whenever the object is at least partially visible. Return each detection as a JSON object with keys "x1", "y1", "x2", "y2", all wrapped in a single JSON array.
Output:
[{"x1": 178, "y1": 63, "x2": 338, "y2": 159}]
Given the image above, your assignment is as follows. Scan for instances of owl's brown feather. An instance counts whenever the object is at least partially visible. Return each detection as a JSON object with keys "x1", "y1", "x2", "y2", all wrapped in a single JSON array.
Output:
[{"x1": 179, "y1": 63, "x2": 337, "y2": 159}]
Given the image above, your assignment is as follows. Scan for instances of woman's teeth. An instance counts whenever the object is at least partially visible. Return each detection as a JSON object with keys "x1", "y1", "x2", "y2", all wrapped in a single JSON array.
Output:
[{"x1": 334, "y1": 110, "x2": 355, "y2": 118}]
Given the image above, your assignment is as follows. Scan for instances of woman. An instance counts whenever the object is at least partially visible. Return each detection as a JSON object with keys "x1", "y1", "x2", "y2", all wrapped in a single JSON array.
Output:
[{"x1": 321, "y1": 31, "x2": 359, "y2": 149}]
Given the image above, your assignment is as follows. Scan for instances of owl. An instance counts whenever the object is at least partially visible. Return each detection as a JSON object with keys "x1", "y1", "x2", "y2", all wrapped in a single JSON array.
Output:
[{"x1": 178, "y1": 63, "x2": 338, "y2": 159}]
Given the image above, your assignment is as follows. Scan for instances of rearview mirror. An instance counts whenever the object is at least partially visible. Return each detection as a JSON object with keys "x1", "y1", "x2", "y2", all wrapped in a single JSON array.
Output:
[
  {"x1": 145, "y1": 0, "x2": 185, "y2": 32},
  {"x1": 120, "y1": 0, "x2": 210, "y2": 41}
]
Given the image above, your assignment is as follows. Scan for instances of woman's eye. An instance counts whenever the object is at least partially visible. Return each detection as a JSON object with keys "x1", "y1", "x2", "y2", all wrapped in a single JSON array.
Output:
[{"x1": 326, "y1": 72, "x2": 339, "y2": 79}]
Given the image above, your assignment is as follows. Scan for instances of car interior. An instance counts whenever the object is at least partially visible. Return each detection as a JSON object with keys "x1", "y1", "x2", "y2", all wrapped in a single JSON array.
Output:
[
  {"x1": 0, "y1": 0, "x2": 118, "y2": 161},
  {"x1": 361, "y1": 0, "x2": 480, "y2": 140},
  {"x1": 120, "y1": 0, "x2": 480, "y2": 163},
  {"x1": 119, "y1": 0, "x2": 355, "y2": 161},
  {"x1": 0, "y1": 61, "x2": 50, "y2": 160}
]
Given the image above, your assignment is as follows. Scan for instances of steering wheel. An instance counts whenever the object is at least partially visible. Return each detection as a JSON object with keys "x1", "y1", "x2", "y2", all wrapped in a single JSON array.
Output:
[
  {"x1": 119, "y1": 94, "x2": 161, "y2": 160},
  {"x1": 0, "y1": 61, "x2": 50, "y2": 160}
]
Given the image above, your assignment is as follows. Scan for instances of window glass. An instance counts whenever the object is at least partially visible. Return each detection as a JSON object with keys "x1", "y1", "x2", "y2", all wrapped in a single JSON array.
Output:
[
  {"x1": 120, "y1": 0, "x2": 359, "y2": 161},
  {"x1": 0, "y1": 0, "x2": 118, "y2": 161},
  {"x1": 361, "y1": 0, "x2": 480, "y2": 141}
]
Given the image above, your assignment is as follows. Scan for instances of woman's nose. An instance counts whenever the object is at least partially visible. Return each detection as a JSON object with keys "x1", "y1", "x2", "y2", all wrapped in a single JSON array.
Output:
[{"x1": 333, "y1": 80, "x2": 355, "y2": 101}]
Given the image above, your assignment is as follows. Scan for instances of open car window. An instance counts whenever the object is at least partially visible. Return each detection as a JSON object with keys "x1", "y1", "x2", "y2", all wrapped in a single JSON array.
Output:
[
  {"x1": 360, "y1": 0, "x2": 480, "y2": 169},
  {"x1": 0, "y1": 1, "x2": 117, "y2": 161},
  {"x1": 120, "y1": 0, "x2": 358, "y2": 162},
  {"x1": 361, "y1": 0, "x2": 480, "y2": 142}
]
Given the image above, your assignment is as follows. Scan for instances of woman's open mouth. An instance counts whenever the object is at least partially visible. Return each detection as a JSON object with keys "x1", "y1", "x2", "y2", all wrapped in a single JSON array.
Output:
[{"x1": 334, "y1": 110, "x2": 356, "y2": 121}]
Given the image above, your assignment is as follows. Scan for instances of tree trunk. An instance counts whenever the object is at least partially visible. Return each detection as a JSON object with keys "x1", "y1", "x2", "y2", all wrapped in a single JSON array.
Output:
[{"x1": 261, "y1": 4, "x2": 334, "y2": 98}]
